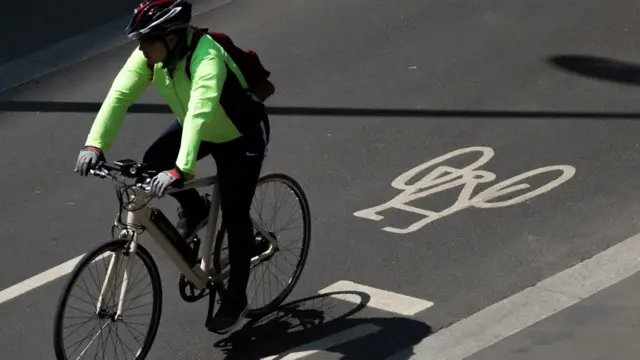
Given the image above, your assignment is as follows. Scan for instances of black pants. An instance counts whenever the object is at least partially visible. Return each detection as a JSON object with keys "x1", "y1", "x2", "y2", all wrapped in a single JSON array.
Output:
[{"x1": 142, "y1": 117, "x2": 270, "y2": 297}]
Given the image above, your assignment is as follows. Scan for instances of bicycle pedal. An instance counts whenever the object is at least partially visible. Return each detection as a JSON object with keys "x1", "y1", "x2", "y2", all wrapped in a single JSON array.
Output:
[{"x1": 178, "y1": 273, "x2": 207, "y2": 303}]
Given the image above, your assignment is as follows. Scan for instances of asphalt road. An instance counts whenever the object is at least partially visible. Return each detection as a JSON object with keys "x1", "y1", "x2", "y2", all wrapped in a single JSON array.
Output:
[
  {"x1": 0, "y1": 0, "x2": 140, "y2": 64},
  {"x1": 466, "y1": 269, "x2": 640, "y2": 360},
  {"x1": 3, "y1": 0, "x2": 640, "y2": 359}
]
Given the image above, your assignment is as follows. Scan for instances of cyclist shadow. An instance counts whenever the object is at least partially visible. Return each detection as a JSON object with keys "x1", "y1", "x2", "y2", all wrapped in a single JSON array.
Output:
[{"x1": 211, "y1": 290, "x2": 433, "y2": 359}]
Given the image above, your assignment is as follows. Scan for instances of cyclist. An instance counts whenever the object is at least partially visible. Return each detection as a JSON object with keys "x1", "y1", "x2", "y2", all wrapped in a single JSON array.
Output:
[{"x1": 73, "y1": 0, "x2": 270, "y2": 334}]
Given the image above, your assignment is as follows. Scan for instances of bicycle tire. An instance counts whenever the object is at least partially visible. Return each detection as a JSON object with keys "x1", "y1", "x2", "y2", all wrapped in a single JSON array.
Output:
[
  {"x1": 53, "y1": 239, "x2": 163, "y2": 360},
  {"x1": 213, "y1": 172, "x2": 311, "y2": 318}
]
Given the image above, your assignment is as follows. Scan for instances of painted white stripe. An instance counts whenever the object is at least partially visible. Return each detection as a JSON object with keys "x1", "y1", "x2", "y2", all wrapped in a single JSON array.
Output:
[
  {"x1": 0, "y1": 254, "x2": 85, "y2": 304},
  {"x1": 318, "y1": 280, "x2": 434, "y2": 316},
  {"x1": 384, "y1": 232, "x2": 640, "y2": 360},
  {"x1": 261, "y1": 324, "x2": 382, "y2": 360},
  {"x1": 0, "y1": 253, "x2": 108, "y2": 305}
]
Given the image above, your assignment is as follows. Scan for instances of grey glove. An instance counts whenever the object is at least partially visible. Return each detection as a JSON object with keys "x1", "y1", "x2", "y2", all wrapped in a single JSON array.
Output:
[
  {"x1": 74, "y1": 146, "x2": 104, "y2": 176},
  {"x1": 149, "y1": 168, "x2": 183, "y2": 197}
]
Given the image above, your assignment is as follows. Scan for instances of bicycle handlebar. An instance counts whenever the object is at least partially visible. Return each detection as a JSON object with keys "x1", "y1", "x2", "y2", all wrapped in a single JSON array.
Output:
[
  {"x1": 89, "y1": 159, "x2": 158, "y2": 191},
  {"x1": 88, "y1": 159, "x2": 187, "y2": 194}
]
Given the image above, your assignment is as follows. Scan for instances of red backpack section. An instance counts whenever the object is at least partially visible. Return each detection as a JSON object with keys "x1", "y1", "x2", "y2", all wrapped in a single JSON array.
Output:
[{"x1": 186, "y1": 27, "x2": 275, "y2": 102}]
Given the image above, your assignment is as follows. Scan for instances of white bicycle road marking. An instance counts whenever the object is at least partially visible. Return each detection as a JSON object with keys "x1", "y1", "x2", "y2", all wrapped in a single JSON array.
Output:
[
  {"x1": 353, "y1": 146, "x2": 576, "y2": 234},
  {"x1": 319, "y1": 280, "x2": 434, "y2": 316}
]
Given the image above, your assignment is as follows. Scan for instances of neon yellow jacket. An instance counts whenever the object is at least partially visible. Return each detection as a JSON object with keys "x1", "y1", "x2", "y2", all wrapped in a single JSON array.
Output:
[{"x1": 85, "y1": 27, "x2": 252, "y2": 178}]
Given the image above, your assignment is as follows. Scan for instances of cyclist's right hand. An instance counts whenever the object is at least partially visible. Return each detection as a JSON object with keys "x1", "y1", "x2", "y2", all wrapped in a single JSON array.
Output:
[{"x1": 74, "y1": 146, "x2": 105, "y2": 176}]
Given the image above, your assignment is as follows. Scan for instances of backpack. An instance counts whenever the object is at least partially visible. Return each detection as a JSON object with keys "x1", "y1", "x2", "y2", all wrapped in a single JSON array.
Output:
[{"x1": 186, "y1": 27, "x2": 275, "y2": 102}]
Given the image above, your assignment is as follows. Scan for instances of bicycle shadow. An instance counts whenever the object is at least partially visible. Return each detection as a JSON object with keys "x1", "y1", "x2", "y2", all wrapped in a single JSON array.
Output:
[{"x1": 211, "y1": 290, "x2": 433, "y2": 359}]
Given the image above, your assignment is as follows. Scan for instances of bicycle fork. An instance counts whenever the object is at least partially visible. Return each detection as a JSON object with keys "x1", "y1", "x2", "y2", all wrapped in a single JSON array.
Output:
[{"x1": 96, "y1": 231, "x2": 140, "y2": 320}]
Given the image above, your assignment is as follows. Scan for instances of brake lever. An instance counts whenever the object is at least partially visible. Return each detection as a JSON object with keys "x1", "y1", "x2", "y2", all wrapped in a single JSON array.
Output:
[
  {"x1": 136, "y1": 178, "x2": 153, "y2": 192},
  {"x1": 89, "y1": 168, "x2": 111, "y2": 179}
]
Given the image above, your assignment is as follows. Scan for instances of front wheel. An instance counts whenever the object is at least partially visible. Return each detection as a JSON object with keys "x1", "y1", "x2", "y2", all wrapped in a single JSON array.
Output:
[
  {"x1": 213, "y1": 172, "x2": 312, "y2": 318},
  {"x1": 53, "y1": 239, "x2": 163, "y2": 360}
]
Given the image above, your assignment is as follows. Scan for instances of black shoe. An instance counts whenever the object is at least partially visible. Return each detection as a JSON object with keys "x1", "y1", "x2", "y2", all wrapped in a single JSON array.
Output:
[
  {"x1": 176, "y1": 196, "x2": 210, "y2": 240},
  {"x1": 206, "y1": 291, "x2": 248, "y2": 334}
]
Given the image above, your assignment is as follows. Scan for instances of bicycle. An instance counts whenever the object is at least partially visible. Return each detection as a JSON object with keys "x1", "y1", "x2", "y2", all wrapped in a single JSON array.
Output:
[{"x1": 52, "y1": 159, "x2": 311, "y2": 360}]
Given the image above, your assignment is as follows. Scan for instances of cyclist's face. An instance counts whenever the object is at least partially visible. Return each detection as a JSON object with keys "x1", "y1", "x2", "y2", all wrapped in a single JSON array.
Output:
[{"x1": 139, "y1": 38, "x2": 167, "y2": 64}]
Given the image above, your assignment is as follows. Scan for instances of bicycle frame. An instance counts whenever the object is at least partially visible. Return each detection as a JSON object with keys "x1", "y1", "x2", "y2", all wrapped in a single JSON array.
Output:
[{"x1": 95, "y1": 173, "x2": 277, "y2": 319}]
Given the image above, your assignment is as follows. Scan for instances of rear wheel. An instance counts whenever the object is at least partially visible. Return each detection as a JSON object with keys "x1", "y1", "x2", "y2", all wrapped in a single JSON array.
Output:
[
  {"x1": 53, "y1": 239, "x2": 163, "y2": 360},
  {"x1": 213, "y1": 172, "x2": 312, "y2": 318}
]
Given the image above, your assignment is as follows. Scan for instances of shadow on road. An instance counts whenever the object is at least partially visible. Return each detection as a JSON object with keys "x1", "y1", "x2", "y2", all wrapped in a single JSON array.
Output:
[
  {"x1": 548, "y1": 54, "x2": 640, "y2": 86},
  {"x1": 212, "y1": 290, "x2": 432, "y2": 360},
  {"x1": 2, "y1": 100, "x2": 640, "y2": 119}
]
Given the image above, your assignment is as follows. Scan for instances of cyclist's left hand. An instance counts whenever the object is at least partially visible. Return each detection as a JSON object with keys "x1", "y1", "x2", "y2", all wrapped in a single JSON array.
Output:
[
  {"x1": 74, "y1": 146, "x2": 104, "y2": 176},
  {"x1": 149, "y1": 168, "x2": 183, "y2": 197}
]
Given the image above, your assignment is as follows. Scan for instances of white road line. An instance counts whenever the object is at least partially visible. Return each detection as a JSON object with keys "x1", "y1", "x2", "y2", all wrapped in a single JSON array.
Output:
[
  {"x1": 261, "y1": 324, "x2": 382, "y2": 360},
  {"x1": 0, "y1": 254, "x2": 85, "y2": 304},
  {"x1": 0, "y1": 253, "x2": 108, "y2": 305},
  {"x1": 318, "y1": 280, "x2": 434, "y2": 316},
  {"x1": 384, "y1": 231, "x2": 640, "y2": 360}
]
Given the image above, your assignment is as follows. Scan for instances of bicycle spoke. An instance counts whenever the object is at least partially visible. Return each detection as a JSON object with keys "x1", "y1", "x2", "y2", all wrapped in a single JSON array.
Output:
[
  {"x1": 280, "y1": 247, "x2": 302, "y2": 260},
  {"x1": 124, "y1": 301, "x2": 154, "y2": 313},
  {"x1": 120, "y1": 312, "x2": 152, "y2": 317},
  {"x1": 121, "y1": 320, "x2": 151, "y2": 327},
  {"x1": 64, "y1": 317, "x2": 96, "y2": 332},
  {"x1": 67, "y1": 304, "x2": 99, "y2": 317},
  {"x1": 65, "y1": 320, "x2": 100, "y2": 358},
  {"x1": 64, "y1": 317, "x2": 98, "y2": 341},
  {"x1": 112, "y1": 321, "x2": 138, "y2": 358},
  {"x1": 94, "y1": 321, "x2": 109, "y2": 360},
  {"x1": 275, "y1": 224, "x2": 304, "y2": 234},
  {"x1": 105, "y1": 323, "x2": 119, "y2": 360},
  {"x1": 56, "y1": 241, "x2": 161, "y2": 360},
  {"x1": 275, "y1": 204, "x2": 302, "y2": 235},
  {"x1": 265, "y1": 262, "x2": 287, "y2": 292},
  {"x1": 122, "y1": 282, "x2": 153, "y2": 313},
  {"x1": 235, "y1": 175, "x2": 310, "y2": 316},
  {"x1": 121, "y1": 322, "x2": 145, "y2": 349},
  {"x1": 70, "y1": 293, "x2": 100, "y2": 310},
  {"x1": 276, "y1": 248, "x2": 299, "y2": 269},
  {"x1": 77, "y1": 273, "x2": 100, "y2": 305},
  {"x1": 109, "y1": 324, "x2": 120, "y2": 360}
]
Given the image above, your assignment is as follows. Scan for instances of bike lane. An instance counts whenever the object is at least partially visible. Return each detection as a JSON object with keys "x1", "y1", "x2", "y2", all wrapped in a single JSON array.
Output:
[{"x1": 2, "y1": 0, "x2": 640, "y2": 359}]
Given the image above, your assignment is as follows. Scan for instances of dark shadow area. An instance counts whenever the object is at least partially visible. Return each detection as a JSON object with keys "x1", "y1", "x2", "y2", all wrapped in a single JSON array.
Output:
[
  {"x1": 2, "y1": 100, "x2": 640, "y2": 119},
  {"x1": 548, "y1": 55, "x2": 640, "y2": 86},
  {"x1": 210, "y1": 290, "x2": 433, "y2": 360},
  {"x1": 0, "y1": 0, "x2": 137, "y2": 64}
]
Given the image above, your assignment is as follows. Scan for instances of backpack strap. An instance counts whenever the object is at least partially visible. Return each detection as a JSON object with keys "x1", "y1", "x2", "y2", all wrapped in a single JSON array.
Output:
[
  {"x1": 146, "y1": 60, "x2": 154, "y2": 80},
  {"x1": 183, "y1": 27, "x2": 274, "y2": 101},
  {"x1": 185, "y1": 27, "x2": 207, "y2": 80}
]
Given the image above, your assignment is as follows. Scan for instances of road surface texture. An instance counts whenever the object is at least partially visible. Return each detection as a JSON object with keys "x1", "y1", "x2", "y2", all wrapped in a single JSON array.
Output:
[
  {"x1": 0, "y1": 0, "x2": 140, "y2": 64},
  {"x1": 2, "y1": 0, "x2": 640, "y2": 359},
  {"x1": 466, "y1": 269, "x2": 640, "y2": 360}
]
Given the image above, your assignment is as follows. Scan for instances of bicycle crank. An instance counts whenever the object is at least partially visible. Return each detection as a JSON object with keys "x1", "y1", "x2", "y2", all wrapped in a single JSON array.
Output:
[
  {"x1": 179, "y1": 235, "x2": 208, "y2": 302},
  {"x1": 178, "y1": 273, "x2": 209, "y2": 302}
]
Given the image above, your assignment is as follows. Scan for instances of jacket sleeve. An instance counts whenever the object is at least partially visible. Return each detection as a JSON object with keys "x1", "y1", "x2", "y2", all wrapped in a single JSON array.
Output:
[
  {"x1": 175, "y1": 42, "x2": 226, "y2": 178},
  {"x1": 85, "y1": 47, "x2": 152, "y2": 151}
]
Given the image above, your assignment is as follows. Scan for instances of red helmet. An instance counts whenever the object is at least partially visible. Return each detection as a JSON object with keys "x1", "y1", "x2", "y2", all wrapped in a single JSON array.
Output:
[{"x1": 125, "y1": 0, "x2": 192, "y2": 40}]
